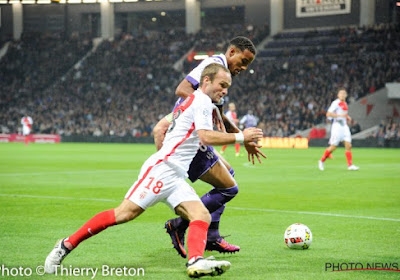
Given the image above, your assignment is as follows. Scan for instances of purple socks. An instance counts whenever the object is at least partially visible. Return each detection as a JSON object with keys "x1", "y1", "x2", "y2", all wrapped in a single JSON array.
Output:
[{"x1": 170, "y1": 185, "x2": 239, "y2": 241}]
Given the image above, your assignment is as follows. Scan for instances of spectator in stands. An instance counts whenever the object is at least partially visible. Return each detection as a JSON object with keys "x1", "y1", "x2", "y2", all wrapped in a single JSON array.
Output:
[
  {"x1": 350, "y1": 120, "x2": 361, "y2": 135},
  {"x1": 375, "y1": 126, "x2": 386, "y2": 147},
  {"x1": 240, "y1": 110, "x2": 259, "y2": 130}
]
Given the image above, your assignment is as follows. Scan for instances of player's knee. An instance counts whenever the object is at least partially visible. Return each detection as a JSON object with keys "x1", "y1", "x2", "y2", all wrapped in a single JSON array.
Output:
[
  {"x1": 200, "y1": 211, "x2": 212, "y2": 224},
  {"x1": 114, "y1": 202, "x2": 142, "y2": 224},
  {"x1": 219, "y1": 185, "x2": 239, "y2": 198},
  {"x1": 192, "y1": 208, "x2": 211, "y2": 224}
]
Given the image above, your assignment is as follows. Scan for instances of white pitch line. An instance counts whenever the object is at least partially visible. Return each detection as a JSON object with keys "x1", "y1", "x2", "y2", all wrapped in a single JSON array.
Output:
[
  {"x1": 229, "y1": 206, "x2": 400, "y2": 222},
  {"x1": 0, "y1": 193, "x2": 117, "y2": 202},
  {"x1": 0, "y1": 170, "x2": 137, "y2": 177},
  {"x1": 0, "y1": 193, "x2": 399, "y2": 222}
]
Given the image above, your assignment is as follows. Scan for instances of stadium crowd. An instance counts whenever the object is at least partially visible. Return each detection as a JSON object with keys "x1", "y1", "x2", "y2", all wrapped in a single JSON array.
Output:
[
  {"x1": 0, "y1": 24, "x2": 399, "y2": 138},
  {"x1": 374, "y1": 119, "x2": 400, "y2": 147}
]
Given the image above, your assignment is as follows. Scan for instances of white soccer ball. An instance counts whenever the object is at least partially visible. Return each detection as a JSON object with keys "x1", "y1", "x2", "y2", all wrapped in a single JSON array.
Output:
[{"x1": 284, "y1": 223, "x2": 312, "y2": 249}]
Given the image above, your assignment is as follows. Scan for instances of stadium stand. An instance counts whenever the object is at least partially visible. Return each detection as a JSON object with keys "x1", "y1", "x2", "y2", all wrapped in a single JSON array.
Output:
[{"x1": 0, "y1": 24, "x2": 399, "y2": 138}]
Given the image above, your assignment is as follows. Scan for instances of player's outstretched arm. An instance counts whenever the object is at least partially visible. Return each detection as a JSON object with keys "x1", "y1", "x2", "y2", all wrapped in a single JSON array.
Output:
[
  {"x1": 221, "y1": 112, "x2": 240, "y2": 133},
  {"x1": 212, "y1": 106, "x2": 226, "y2": 133},
  {"x1": 197, "y1": 127, "x2": 263, "y2": 147},
  {"x1": 176, "y1": 79, "x2": 196, "y2": 99},
  {"x1": 153, "y1": 115, "x2": 172, "y2": 150}
]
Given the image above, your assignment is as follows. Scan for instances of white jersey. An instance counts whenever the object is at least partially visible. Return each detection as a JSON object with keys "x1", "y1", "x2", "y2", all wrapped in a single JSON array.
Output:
[
  {"x1": 148, "y1": 90, "x2": 214, "y2": 177},
  {"x1": 21, "y1": 116, "x2": 33, "y2": 128},
  {"x1": 173, "y1": 54, "x2": 227, "y2": 111},
  {"x1": 327, "y1": 99, "x2": 348, "y2": 125},
  {"x1": 225, "y1": 110, "x2": 237, "y2": 122},
  {"x1": 327, "y1": 99, "x2": 351, "y2": 145},
  {"x1": 21, "y1": 116, "x2": 33, "y2": 135}
]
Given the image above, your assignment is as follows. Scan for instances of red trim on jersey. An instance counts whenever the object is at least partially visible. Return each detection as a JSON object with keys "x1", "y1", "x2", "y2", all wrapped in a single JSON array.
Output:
[
  {"x1": 338, "y1": 101, "x2": 348, "y2": 111},
  {"x1": 23, "y1": 118, "x2": 32, "y2": 129},
  {"x1": 163, "y1": 123, "x2": 195, "y2": 162},
  {"x1": 127, "y1": 122, "x2": 196, "y2": 199},
  {"x1": 127, "y1": 159, "x2": 163, "y2": 199},
  {"x1": 231, "y1": 112, "x2": 237, "y2": 120},
  {"x1": 173, "y1": 94, "x2": 195, "y2": 115}
]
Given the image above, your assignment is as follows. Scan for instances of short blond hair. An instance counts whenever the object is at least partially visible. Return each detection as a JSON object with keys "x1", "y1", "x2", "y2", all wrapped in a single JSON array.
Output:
[{"x1": 199, "y1": 63, "x2": 230, "y2": 87}]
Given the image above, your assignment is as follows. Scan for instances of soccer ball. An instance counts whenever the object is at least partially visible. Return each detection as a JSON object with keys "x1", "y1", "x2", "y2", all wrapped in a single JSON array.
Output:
[{"x1": 284, "y1": 223, "x2": 312, "y2": 249}]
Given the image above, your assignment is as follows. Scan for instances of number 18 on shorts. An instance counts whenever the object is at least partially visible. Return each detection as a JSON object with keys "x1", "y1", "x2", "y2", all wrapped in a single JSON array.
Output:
[{"x1": 125, "y1": 162, "x2": 201, "y2": 210}]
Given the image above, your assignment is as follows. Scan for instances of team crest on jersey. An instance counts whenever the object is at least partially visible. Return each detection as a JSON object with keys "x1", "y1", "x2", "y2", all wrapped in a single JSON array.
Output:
[
  {"x1": 203, "y1": 108, "x2": 209, "y2": 117},
  {"x1": 139, "y1": 191, "x2": 148, "y2": 200}
]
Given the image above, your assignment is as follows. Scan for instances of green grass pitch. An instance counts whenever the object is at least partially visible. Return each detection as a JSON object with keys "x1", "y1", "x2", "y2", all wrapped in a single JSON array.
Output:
[{"x1": 0, "y1": 143, "x2": 399, "y2": 280}]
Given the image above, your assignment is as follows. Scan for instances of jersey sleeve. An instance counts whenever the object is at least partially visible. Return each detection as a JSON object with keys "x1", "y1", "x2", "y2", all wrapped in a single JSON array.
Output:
[
  {"x1": 185, "y1": 55, "x2": 227, "y2": 89},
  {"x1": 193, "y1": 95, "x2": 213, "y2": 131},
  {"x1": 327, "y1": 100, "x2": 339, "y2": 113}
]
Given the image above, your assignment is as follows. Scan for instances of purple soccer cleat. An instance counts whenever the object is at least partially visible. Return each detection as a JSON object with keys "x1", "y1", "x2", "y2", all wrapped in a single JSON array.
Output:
[
  {"x1": 206, "y1": 237, "x2": 240, "y2": 254},
  {"x1": 165, "y1": 219, "x2": 187, "y2": 258}
]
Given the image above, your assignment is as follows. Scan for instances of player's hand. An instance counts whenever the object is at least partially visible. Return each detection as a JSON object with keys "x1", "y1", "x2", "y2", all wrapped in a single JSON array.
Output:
[
  {"x1": 243, "y1": 128, "x2": 263, "y2": 142},
  {"x1": 213, "y1": 109, "x2": 226, "y2": 133},
  {"x1": 244, "y1": 142, "x2": 267, "y2": 164}
]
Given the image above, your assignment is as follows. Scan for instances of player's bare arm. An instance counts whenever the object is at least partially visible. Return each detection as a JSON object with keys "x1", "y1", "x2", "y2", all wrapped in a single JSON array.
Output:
[
  {"x1": 197, "y1": 128, "x2": 263, "y2": 147},
  {"x1": 221, "y1": 111, "x2": 240, "y2": 133},
  {"x1": 153, "y1": 116, "x2": 171, "y2": 150},
  {"x1": 176, "y1": 79, "x2": 196, "y2": 99}
]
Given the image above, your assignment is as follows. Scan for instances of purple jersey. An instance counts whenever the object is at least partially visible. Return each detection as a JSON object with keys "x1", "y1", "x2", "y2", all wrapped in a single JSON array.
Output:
[
  {"x1": 172, "y1": 54, "x2": 227, "y2": 112},
  {"x1": 171, "y1": 54, "x2": 227, "y2": 181}
]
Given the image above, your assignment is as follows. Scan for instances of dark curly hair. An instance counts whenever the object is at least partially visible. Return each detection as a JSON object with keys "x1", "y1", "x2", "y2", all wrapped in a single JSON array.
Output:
[{"x1": 229, "y1": 36, "x2": 257, "y2": 55}]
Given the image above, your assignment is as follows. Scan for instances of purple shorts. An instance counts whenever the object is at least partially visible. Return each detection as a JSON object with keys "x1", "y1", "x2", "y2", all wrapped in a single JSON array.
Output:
[{"x1": 188, "y1": 145, "x2": 219, "y2": 183}]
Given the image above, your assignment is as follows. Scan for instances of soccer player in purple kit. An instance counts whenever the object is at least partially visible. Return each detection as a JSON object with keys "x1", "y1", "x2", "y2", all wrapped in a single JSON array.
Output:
[{"x1": 153, "y1": 36, "x2": 266, "y2": 258}]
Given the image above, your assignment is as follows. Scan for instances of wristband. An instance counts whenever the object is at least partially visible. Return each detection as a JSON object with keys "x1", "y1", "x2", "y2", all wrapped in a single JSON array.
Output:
[{"x1": 234, "y1": 132, "x2": 244, "y2": 143}]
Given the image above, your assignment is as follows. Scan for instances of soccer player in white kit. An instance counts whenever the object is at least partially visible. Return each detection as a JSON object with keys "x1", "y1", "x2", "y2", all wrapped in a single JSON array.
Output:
[
  {"x1": 318, "y1": 89, "x2": 359, "y2": 171},
  {"x1": 155, "y1": 37, "x2": 266, "y2": 258},
  {"x1": 220, "y1": 102, "x2": 241, "y2": 156},
  {"x1": 21, "y1": 115, "x2": 33, "y2": 146},
  {"x1": 44, "y1": 64, "x2": 263, "y2": 278}
]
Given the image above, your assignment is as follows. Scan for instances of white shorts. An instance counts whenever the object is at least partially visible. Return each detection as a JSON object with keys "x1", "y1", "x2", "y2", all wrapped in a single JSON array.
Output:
[
  {"x1": 125, "y1": 161, "x2": 201, "y2": 210},
  {"x1": 22, "y1": 127, "x2": 31, "y2": 136},
  {"x1": 329, "y1": 122, "x2": 351, "y2": 146}
]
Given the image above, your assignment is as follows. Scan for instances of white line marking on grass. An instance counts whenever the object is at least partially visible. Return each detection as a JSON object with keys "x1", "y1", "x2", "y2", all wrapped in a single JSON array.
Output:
[
  {"x1": 0, "y1": 193, "x2": 117, "y2": 202},
  {"x1": 242, "y1": 162, "x2": 261, "y2": 168},
  {"x1": 1, "y1": 193, "x2": 399, "y2": 222},
  {"x1": 229, "y1": 207, "x2": 400, "y2": 222},
  {"x1": 0, "y1": 170, "x2": 137, "y2": 177}
]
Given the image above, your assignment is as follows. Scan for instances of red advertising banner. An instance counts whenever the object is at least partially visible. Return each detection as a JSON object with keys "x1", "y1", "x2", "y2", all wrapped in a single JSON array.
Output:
[{"x1": 0, "y1": 134, "x2": 61, "y2": 143}]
